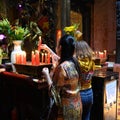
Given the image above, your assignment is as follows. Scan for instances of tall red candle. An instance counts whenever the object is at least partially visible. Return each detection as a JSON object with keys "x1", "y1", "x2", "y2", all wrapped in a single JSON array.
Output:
[
  {"x1": 35, "y1": 50, "x2": 40, "y2": 65},
  {"x1": 38, "y1": 36, "x2": 42, "y2": 51},
  {"x1": 41, "y1": 52, "x2": 44, "y2": 63},
  {"x1": 45, "y1": 53, "x2": 48, "y2": 63},
  {"x1": 99, "y1": 52, "x2": 104, "y2": 58},
  {"x1": 48, "y1": 52, "x2": 50, "y2": 63},
  {"x1": 104, "y1": 50, "x2": 107, "y2": 58},
  {"x1": 22, "y1": 51, "x2": 26, "y2": 64},
  {"x1": 16, "y1": 53, "x2": 20, "y2": 64},
  {"x1": 31, "y1": 51, "x2": 35, "y2": 65}
]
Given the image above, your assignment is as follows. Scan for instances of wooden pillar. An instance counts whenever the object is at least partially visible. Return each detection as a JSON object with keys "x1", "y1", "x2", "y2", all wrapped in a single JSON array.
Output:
[
  {"x1": 61, "y1": 0, "x2": 71, "y2": 34},
  {"x1": 66, "y1": 0, "x2": 70, "y2": 26}
]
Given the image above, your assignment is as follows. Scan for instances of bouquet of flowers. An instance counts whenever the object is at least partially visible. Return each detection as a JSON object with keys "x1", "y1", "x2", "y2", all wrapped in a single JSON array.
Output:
[
  {"x1": 0, "y1": 18, "x2": 30, "y2": 44},
  {"x1": 63, "y1": 23, "x2": 79, "y2": 36},
  {"x1": 64, "y1": 23, "x2": 83, "y2": 41}
]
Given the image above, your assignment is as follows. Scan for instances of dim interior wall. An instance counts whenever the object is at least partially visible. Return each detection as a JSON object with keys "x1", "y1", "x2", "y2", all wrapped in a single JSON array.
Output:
[
  {"x1": 0, "y1": 0, "x2": 7, "y2": 18},
  {"x1": 94, "y1": 0, "x2": 116, "y2": 53}
]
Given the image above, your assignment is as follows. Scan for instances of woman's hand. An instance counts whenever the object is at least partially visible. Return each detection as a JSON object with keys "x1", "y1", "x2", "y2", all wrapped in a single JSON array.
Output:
[
  {"x1": 42, "y1": 67, "x2": 49, "y2": 76},
  {"x1": 41, "y1": 44, "x2": 54, "y2": 55},
  {"x1": 41, "y1": 44, "x2": 60, "y2": 67},
  {"x1": 52, "y1": 54, "x2": 60, "y2": 68},
  {"x1": 42, "y1": 67, "x2": 53, "y2": 87}
]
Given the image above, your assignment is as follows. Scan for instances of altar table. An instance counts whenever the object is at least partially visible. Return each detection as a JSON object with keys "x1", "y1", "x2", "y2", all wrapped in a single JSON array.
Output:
[{"x1": 0, "y1": 71, "x2": 57, "y2": 120}]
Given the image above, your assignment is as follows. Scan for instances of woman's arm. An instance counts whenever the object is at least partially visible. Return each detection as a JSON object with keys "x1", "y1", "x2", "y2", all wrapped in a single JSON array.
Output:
[{"x1": 42, "y1": 67, "x2": 53, "y2": 88}]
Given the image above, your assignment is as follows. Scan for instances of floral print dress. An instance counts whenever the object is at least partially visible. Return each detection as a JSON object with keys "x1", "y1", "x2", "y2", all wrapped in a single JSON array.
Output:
[{"x1": 52, "y1": 61, "x2": 82, "y2": 120}]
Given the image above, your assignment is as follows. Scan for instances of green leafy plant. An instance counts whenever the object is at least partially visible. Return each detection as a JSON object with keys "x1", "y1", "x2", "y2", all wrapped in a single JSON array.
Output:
[
  {"x1": 0, "y1": 18, "x2": 11, "y2": 36},
  {"x1": 0, "y1": 18, "x2": 30, "y2": 44},
  {"x1": 9, "y1": 26, "x2": 30, "y2": 40}
]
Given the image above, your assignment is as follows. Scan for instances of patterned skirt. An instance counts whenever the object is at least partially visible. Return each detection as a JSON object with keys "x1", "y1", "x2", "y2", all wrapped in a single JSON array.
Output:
[{"x1": 57, "y1": 94, "x2": 82, "y2": 120}]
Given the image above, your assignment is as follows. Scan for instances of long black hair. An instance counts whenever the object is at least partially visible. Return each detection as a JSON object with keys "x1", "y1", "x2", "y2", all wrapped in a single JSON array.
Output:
[
  {"x1": 59, "y1": 34, "x2": 75, "y2": 63},
  {"x1": 59, "y1": 34, "x2": 81, "y2": 77}
]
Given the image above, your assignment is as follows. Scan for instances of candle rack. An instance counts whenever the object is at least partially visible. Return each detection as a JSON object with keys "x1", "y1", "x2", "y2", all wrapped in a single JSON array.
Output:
[{"x1": 14, "y1": 62, "x2": 52, "y2": 79}]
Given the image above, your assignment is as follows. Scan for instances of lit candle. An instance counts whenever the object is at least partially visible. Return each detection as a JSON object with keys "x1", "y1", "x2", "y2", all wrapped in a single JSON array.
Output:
[
  {"x1": 48, "y1": 52, "x2": 50, "y2": 63},
  {"x1": 45, "y1": 53, "x2": 48, "y2": 63},
  {"x1": 38, "y1": 36, "x2": 42, "y2": 51},
  {"x1": 35, "y1": 50, "x2": 40, "y2": 65},
  {"x1": 99, "y1": 52, "x2": 104, "y2": 58},
  {"x1": 16, "y1": 53, "x2": 20, "y2": 64},
  {"x1": 31, "y1": 51, "x2": 35, "y2": 65},
  {"x1": 19, "y1": 54, "x2": 22, "y2": 64},
  {"x1": 104, "y1": 50, "x2": 107, "y2": 58},
  {"x1": 41, "y1": 52, "x2": 44, "y2": 63},
  {"x1": 95, "y1": 51, "x2": 99, "y2": 58}
]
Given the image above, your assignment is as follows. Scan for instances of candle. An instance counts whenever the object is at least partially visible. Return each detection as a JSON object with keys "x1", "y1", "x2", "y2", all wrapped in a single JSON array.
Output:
[
  {"x1": 104, "y1": 50, "x2": 107, "y2": 58},
  {"x1": 48, "y1": 52, "x2": 50, "y2": 63},
  {"x1": 99, "y1": 52, "x2": 104, "y2": 58},
  {"x1": 31, "y1": 51, "x2": 35, "y2": 65},
  {"x1": 35, "y1": 50, "x2": 40, "y2": 65},
  {"x1": 16, "y1": 53, "x2": 20, "y2": 64},
  {"x1": 41, "y1": 52, "x2": 44, "y2": 63},
  {"x1": 19, "y1": 54, "x2": 22, "y2": 64},
  {"x1": 95, "y1": 51, "x2": 99, "y2": 58},
  {"x1": 38, "y1": 36, "x2": 42, "y2": 51},
  {"x1": 45, "y1": 53, "x2": 48, "y2": 63}
]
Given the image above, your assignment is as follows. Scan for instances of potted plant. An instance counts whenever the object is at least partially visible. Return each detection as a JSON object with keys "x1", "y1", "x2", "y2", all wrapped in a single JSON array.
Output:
[
  {"x1": 0, "y1": 18, "x2": 30, "y2": 44},
  {"x1": 0, "y1": 18, "x2": 30, "y2": 63},
  {"x1": 0, "y1": 18, "x2": 11, "y2": 33},
  {"x1": 9, "y1": 26, "x2": 29, "y2": 42}
]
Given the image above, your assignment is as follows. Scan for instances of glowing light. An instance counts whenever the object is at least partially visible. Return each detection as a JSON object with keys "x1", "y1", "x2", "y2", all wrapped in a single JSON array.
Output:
[
  {"x1": 0, "y1": 34, "x2": 5, "y2": 40},
  {"x1": 18, "y1": 4, "x2": 22, "y2": 8}
]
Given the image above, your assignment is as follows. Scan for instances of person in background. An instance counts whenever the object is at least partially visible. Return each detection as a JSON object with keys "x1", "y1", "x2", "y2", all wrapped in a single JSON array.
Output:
[
  {"x1": 75, "y1": 31, "x2": 95, "y2": 120},
  {"x1": 42, "y1": 34, "x2": 82, "y2": 120}
]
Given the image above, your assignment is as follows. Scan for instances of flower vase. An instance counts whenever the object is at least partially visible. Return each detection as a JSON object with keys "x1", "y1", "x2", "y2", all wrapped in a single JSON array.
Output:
[{"x1": 11, "y1": 40, "x2": 23, "y2": 63}]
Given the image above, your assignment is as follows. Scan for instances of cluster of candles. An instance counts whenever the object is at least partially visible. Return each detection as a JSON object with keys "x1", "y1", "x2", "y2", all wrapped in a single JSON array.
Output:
[
  {"x1": 15, "y1": 51, "x2": 26, "y2": 64},
  {"x1": 31, "y1": 50, "x2": 51, "y2": 65},
  {"x1": 15, "y1": 36, "x2": 51, "y2": 65},
  {"x1": 94, "y1": 50, "x2": 107, "y2": 59}
]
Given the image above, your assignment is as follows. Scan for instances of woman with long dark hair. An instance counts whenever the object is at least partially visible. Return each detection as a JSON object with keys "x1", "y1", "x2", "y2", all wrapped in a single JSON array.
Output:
[{"x1": 42, "y1": 34, "x2": 82, "y2": 120}]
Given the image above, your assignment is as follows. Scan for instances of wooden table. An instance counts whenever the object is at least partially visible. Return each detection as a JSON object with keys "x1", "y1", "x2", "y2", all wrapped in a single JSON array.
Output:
[{"x1": 0, "y1": 71, "x2": 57, "y2": 120}]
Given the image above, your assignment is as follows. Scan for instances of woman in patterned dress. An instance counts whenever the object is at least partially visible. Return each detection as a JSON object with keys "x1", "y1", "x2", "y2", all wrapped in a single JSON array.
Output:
[{"x1": 42, "y1": 34, "x2": 82, "y2": 120}]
